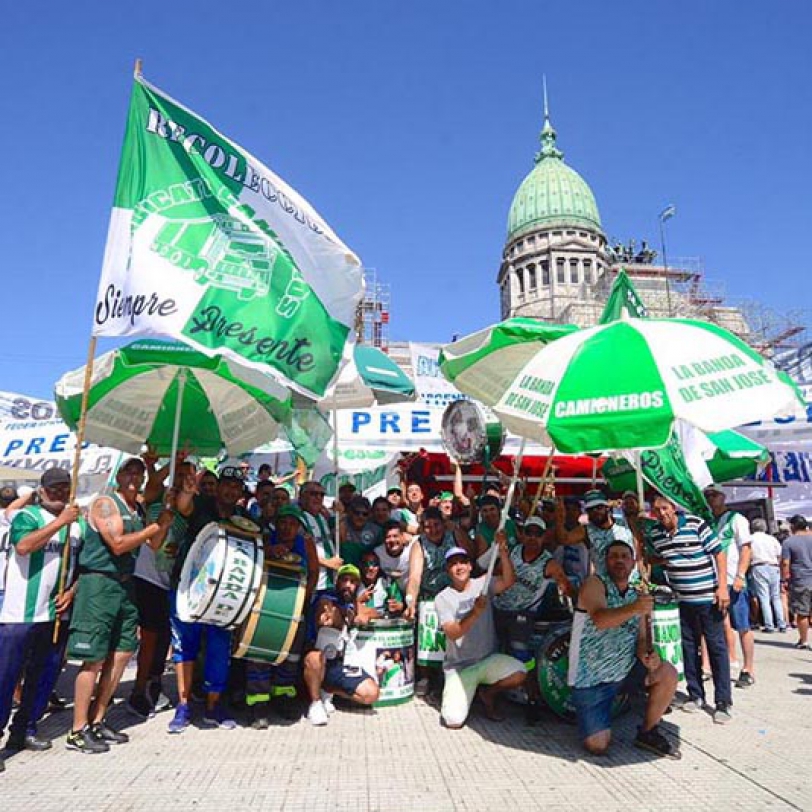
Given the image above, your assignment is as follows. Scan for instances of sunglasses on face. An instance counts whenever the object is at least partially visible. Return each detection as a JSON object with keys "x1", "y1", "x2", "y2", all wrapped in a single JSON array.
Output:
[
  {"x1": 361, "y1": 561, "x2": 379, "y2": 568},
  {"x1": 305, "y1": 491, "x2": 326, "y2": 498}
]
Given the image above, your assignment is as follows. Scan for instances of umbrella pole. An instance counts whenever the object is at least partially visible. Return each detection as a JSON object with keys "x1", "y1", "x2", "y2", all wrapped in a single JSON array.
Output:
[
  {"x1": 529, "y1": 448, "x2": 556, "y2": 516},
  {"x1": 54, "y1": 335, "x2": 97, "y2": 643},
  {"x1": 333, "y1": 407, "x2": 340, "y2": 561},
  {"x1": 591, "y1": 456, "x2": 598, "y2": 488},
  {"x1": 634, "y1": 450, "x2": 645, "y2": 508},
  {"x1": 483, "y1": 439, "x2": 526, "y2": 594},
  {"x1": 166, "y1": 369, "x2": 187, "y2": 495}
]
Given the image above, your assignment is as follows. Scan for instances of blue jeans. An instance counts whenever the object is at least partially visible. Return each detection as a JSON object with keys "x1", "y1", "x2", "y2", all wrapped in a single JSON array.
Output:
[
  {"x1": 750, "y1": 565, "x2": 786, "y2": 630},
  {"x1": 679, "y1": 602, "x2": 732, "y2": 707},
  {"x1": 0, "y1": 621, "x2": 67, "y2": 739}
]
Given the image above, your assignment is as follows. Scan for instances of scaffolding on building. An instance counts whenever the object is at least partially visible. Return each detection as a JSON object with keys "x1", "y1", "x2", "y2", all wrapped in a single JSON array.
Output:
[{"x1": 355, "y1": 268, "x2": 391, "y2": 351}]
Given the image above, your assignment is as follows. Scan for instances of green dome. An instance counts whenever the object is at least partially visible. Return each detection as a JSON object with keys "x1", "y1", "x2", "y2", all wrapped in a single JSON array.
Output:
[{"x1": 507, "y1": 117, "x2": 602, "y2": 238}]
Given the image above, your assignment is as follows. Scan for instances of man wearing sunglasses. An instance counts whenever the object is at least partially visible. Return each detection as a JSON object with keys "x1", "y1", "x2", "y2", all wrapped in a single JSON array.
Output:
[
  {"x1": 299, "y1": 481, "x2": 341, "y2": 591},
  {"x1": 340, "y1": 496, "x2": 379, "y2": 568}
]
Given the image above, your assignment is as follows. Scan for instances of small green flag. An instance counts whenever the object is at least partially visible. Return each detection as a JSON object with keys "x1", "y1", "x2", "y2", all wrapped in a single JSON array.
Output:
[{"x1": 599, "y1": 269, "x2": 648, "y2": 323}]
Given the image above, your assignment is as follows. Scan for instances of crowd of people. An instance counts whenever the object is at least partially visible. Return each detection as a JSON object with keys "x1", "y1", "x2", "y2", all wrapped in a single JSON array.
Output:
[{"x1": 1, "y1": 455, "x2": 811, "y2": 771}]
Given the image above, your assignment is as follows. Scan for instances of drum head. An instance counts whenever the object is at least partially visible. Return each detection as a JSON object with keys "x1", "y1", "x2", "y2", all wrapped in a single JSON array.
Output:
[
  {"x1": 227, "y1": 516, "x2": 261, "y2": 536},
  {"x1": 441, "y1": 400, "x2": 505, "y2": 464},
  {"x1": 177, "y1": 523, "x2": 225, "y2": 622}
]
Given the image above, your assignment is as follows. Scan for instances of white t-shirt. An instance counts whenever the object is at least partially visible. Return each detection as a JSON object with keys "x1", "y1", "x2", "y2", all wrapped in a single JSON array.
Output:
[
  {"x1": 374, "y1": 541, "x2": 413, "y2": 591},
  {"x1": 715, "y1": 511, "x2": 752, "y2": 585},
  {"x1": 749, "y1": 531, "x2": 782, "y2": 567},
  {"x1": 0, "y1": 508, "x2": 18, "y2": 594}
]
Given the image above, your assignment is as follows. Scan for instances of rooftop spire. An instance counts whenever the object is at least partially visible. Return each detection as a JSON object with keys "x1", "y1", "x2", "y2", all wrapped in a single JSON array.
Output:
[{"x1": 536, "y1": 75, "x2": 563, "y2": 164}]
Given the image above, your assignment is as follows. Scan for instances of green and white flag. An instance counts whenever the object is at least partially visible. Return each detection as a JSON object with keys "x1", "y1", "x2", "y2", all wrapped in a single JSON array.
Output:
[
  {"x1": 92, "y1": 76, "x2": 364, "y2": 399},
  {"x1": 599, "y1": 269, "x2": 648, "y2": 323}
]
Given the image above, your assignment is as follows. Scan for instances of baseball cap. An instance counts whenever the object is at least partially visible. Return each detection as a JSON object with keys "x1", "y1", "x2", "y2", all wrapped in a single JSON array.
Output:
[
  {"x1": 118, "y1": 457, "x2": 146, "y2": 473},
  {"x1": 583, "y1": 489, "x2": 610, "y2": 510},
  {"x1": 337, "y1": 564, "x2": 361, "y2": 581},
  {"x1": 621, "y1": 490, "x2": 639, "y2": 500},
  {"x1": 218, "y1": 465, "x2": 246, "y2": 482},
  {"x1": 444, "y1": 546, "x2": 471, "y2": 563},
  {"x1": 276, "y1": 505, "x2": 306, "y2": 526},
  {"x1": 438, "y1": 491, "x2": 454, "y2": 501},
  {"x1": 387, "y1": 486, "x2": 403, "y2": 496},
  {"x1": 703, "y1": 484, "x2": 725, "y2": 497},
  {"x1": 41, "y1": 468, "x2": 71, "y2": 488},
  {"x1": 524, "y1": 517, "x2": 547, "y2": 532}
]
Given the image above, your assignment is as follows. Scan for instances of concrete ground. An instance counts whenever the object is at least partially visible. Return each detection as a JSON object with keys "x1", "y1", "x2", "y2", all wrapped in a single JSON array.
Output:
[{"x1": 1, "y1": 628, "x2": 811, "y2": 812}]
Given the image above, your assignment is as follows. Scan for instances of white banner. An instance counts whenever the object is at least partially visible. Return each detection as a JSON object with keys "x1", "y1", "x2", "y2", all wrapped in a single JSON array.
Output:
[
  {"x1": 409, "y1": 343, "x2": 468, "y2": 409},
  {"x1": 0, "y1": 391, "x2": 59, "y2": 423}
]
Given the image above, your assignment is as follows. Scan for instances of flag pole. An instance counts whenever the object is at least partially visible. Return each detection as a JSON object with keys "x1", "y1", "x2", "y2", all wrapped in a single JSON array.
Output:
[
  {"x1": 483, "y1": 439, "x2": 525, "y2": 594},
  {"x1": 53, "y1": 336, "x2": 97, "y2": 643},
  {"x1": 529, "y1": 448, "x2": 556, "y2": 516}
]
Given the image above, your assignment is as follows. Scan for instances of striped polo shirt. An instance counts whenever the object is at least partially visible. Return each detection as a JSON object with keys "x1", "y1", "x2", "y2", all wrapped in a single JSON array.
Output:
[{"x1": 646, "y1": 513, "x2": 721, "y2": 604}]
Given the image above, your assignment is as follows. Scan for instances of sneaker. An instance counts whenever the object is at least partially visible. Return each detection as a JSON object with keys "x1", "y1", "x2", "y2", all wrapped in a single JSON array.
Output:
[
  {"x1": 90, "y1": 721, "x2": 129, "y2": 745},
  {"x1": 201, "y1": 706, "x2": 237, "y2": 730},
  {"x1": 761, "y1": 626, "x2": 775, "y2": 634},
  {"x1": 778, "y1": 626, "x2": 788, "y2": 633},
  {"x1": 148, "y1": 682, "x2": 172, "y2": 713},
  {"x1": 794, "y1": 641, "x2": 810, "y2": 650},
  {"x1": 680, "y1": 697, "x2": 703, "y2": 713},
  {"x1": 251, "y1": 703, "x2": 270, "y2": 730},
  {"x1": 126, "y1": 692, "x2": 155, "y2": 720},
  {"x1": 524, "y1": 698, "x2": 543, "y2": 725},
  {"x1": 307, "y1": 700, "x2": 329, "y2": 727},
  {"x1": 168, "y1": 703, "x2": 192, "y2": 734},
  {"x1": 48, "y1": 691, "x2": 68, "y2": 711},
  {"x1": 66, "y1": 727, "x2": 109, "y2": 754},
  {"x1": 736, "y1": 671, "x2": 755, "y2": 688},
  {"x1": 6, "y1": 733, "x2": 52, "y2": 752},
  {"x1": 713, "y1": 703, "x2": 733, "y2": 724},
  {"x1": 634, "y1": 725, "x2": 681, "y2": 760},
  {"x1": 320, "y1": 691, "x2": 335, "y2": 716}
]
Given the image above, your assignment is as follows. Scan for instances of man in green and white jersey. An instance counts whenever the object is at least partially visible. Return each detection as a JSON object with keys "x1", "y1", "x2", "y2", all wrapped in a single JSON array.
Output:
[
  {"x1": 0, "y1": 468, "x2": 82, "y2": 761},
  {"x1": 300, "y1": 480, "x2": 341, "y2": 591}
]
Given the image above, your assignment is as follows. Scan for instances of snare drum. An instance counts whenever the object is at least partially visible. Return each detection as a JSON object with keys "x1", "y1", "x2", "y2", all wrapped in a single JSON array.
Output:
[
  {"x1": 176, "y1": 520, "x2": 263, "y2": 629},
  {"x1": 345, "y1": 618, "x2": 416, "y2": 706},
  {"x1": 536, "y1": 624, "x2": 629, "y2": 722},
  {"x1": 233, "y1": 560, "x2": 308, "y2": 665}
]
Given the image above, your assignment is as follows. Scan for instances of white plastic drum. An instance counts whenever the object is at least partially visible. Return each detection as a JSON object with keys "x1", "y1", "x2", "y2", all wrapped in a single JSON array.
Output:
[
  {"x1": 440, "y1": 400, "x2": 505, "y2": 465},
  {"x1": 177, "y1": 521, "x2": 264, "y2": 629}
]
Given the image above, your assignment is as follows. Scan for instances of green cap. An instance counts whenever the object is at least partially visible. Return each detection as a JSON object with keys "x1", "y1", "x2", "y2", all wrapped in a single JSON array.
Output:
[
  {"x1": 276, "y1": 505, "x2": 306, "y2": 525},
  {"x1": 337, "y1": 564, "x2": 361, "y2": 581},
  {"x1": 439, "y1": 491, "x2": 454, "y2": 501}
]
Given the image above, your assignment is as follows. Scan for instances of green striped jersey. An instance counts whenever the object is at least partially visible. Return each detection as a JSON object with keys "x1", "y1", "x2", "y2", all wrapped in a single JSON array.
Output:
[{"x1": 1, "y1": 506, "x2": 84, "y2": 624}]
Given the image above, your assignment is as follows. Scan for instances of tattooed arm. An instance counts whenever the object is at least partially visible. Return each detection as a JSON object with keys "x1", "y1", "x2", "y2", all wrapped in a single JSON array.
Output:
[{"x1": 90, "y1": 496, "x2": 173, "y2": 555}]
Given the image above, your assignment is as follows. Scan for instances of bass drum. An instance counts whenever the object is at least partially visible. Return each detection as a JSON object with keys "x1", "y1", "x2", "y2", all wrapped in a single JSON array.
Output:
[
  {"x1": 176, "y1": 520, "x2": 263, "y2": 629},
  {"x1": 536, "y1": 625, "x2": 630, "y2": 722},
  {"x1": 233, "y1": 559, "x2": 308, "y2": 665},
  {"x1": 440, "y1": 400, "x2": 505, "y2": 465}
]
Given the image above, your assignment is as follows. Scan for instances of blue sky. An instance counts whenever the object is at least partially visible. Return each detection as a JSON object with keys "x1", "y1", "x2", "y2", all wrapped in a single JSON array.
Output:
[{"x1": 1, "y1": 1, "x2": 810, "y2": 399}]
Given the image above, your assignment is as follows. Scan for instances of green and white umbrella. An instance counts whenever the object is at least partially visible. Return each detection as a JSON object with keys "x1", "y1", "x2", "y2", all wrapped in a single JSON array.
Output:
[
  {"x1": 55, "y1": 339, "x2": 292, "y2": 457},
  {"x1": 442, "y1": 317, "x2": 805, "y2": 454}
]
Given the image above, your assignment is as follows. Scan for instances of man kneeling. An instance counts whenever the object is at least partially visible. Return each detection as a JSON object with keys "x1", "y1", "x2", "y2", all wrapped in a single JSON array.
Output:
[
  {"x1": 303, "y1": 565, "x2": 379, "y2": 726},
  {"x1": 435, "y1": 535, "x2": 526, "y2": 729},
  {"x1": 569, "y1": 540, "x2": 680, "y2": 759}
]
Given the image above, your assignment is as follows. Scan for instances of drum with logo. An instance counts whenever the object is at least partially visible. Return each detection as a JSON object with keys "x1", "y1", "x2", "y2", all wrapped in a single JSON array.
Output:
[
  {"x1": 535, "y1": 623, "x2": 629, "y2": 722},
  {"x1": 233, "y1": 558, "x2": 308, "y2": 665},
  {"x1": 416, "y1": 599, "x2": 446, "y2": 667},
  {"x1": 177, "y1": 519, "x2": 263, "y2": 629},
  {"x1": 652, "y1": 602, "x2": 685, "y2": 683},
  {"x1": 440, "y1": 400, "x2": 505, "y2": 465},
  {"x1": 345, "y1": 618, "x2": 416, "y2": 707}
]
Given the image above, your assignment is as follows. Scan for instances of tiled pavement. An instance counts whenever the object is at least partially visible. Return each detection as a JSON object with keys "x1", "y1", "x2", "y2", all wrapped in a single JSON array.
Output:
[{"x1": 2, "y1": 630, "x2": 811, "y2": 811}]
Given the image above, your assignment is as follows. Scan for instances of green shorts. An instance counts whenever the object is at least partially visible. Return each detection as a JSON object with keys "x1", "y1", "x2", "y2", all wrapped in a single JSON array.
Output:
[{"x1": 67, "y1": 574, "x2": 139, "y2": 663}]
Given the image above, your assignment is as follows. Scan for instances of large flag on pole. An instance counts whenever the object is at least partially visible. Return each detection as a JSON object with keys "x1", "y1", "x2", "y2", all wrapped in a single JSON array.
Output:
[
  {"x1": 599, "y1": 268, "x2": 648, "y2": 323},
  {"x1": 92, "y1": 75, "x2": 364, "y2": 399}
]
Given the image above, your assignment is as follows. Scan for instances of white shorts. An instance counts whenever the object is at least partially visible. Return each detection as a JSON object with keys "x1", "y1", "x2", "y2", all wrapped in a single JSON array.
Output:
[{"x1": 441, "y1": 653, "x2": 525, "y2": 727}]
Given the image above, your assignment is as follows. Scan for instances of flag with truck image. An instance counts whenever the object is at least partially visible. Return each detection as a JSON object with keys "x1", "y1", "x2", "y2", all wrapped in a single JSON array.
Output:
[{"x1": 92, "y1": 74, "x2": 364, "y2": 399}]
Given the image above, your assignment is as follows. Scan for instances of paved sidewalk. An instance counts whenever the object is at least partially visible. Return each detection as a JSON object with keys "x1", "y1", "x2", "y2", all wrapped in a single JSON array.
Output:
[{"x1": 2, "y1": 630, "x2": 811, "y2": 811}]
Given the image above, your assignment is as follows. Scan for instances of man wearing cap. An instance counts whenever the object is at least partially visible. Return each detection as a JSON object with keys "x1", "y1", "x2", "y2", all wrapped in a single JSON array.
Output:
[
  {"x1": 300, "y1": 480, "x2": 341, "y2": 592},
  {"x1": 1, "y1": 485, "x2": 36, "y2": 615},
  {"x1": 493, "y1": 518, "x2": 570, "y2": 720},
  {"x1": 165, "y1": 464, "x2": 250, "y2": 734},
  {"x1": 67, "y1": 457, "x2": 175, "y2": 754},
  {"x1": 704, "y1": 485, "x2": 756, "y2": 688},
  {"x1": 782, "y1": 515, "x2": 812, "y2": 649},
  {"x1": 434, "y1": 537, "x2": 526, "y2": 728},
  {"x1": 583, "y1": 489, "x2": 636, "y2": 580},
  {"x1": 0, "y1": 470, "x2": 82, "y2": 762},
  {"x1": 404, "y1": 506, "x2": 470, "y2": 696},
  {"x1": 647, "y1": 494, "x2": 732, "y2": 723},
  {"x1": 569, "y1": 539, "x2": 680, "y2": 758},
  {"x1": 553, "y1": 497, "x2": 590, "y2": 592},
  {"x1": 303, "y1": 564, "x2": 379, "y2": 726},
  {"x1": 340, "y1": 495, "x2": 379, "y2": 568},
  {"x1": 246, "y1": 505, "x2": 319, "y2": 728}
]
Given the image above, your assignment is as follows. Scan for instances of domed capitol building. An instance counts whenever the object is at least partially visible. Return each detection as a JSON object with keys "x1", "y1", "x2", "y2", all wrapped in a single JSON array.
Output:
[{"x1": 372, "y1": 92, "x2": 805, "y2": 364}]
